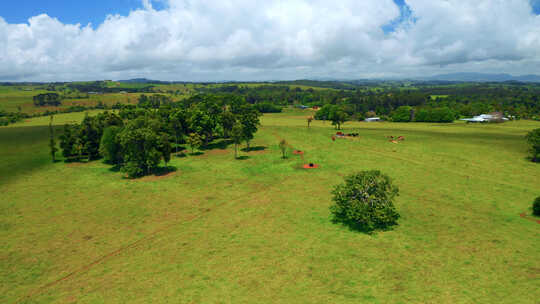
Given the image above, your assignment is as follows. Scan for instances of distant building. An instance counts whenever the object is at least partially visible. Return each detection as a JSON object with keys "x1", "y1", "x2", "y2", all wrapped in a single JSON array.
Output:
[
  {"x1": 460, "y1": 112, "x2": 508, "y2": 123},
  {"x1": 365, "y1": 117, "x2": 381, "y2": 122}
]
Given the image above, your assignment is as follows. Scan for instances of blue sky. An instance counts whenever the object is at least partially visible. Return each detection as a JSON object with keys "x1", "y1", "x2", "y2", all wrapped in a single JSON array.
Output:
[{"x1": 0, "y1": 0, "x2": 160, "y2": 26}]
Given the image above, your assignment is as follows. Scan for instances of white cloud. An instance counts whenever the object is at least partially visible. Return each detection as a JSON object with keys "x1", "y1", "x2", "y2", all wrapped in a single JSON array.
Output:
[{"x1": 0, "y1": 0, "x2": 539, "y2": 81}]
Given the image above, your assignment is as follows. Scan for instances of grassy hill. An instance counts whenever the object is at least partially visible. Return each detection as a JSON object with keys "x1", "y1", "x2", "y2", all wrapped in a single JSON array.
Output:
[{"x1": 1, "y1": 110, "x2": 539, "y2": 303}]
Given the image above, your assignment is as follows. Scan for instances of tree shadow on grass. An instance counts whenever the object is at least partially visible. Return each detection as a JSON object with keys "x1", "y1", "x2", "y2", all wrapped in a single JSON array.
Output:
[
  {"x1": 241, "y1": 146, "x2": 267, "y2": 152},
  {"x1": 201, "y1": 139, "x2": 233, "y2": 150},
  {"x1": 235, "y1": 156, "x2": 249, "y2": 160},
  {"x1": 176, "y1": 152, "x2": 187, "y2": 158},
  {"x1": 154, "y1": 165, "x2": 177, "y2": 176},
  {"x1": 331, "y1": 217, "x2": 398, "y2": 235},
  {"x1": 108, "y1": 164, "x2": 122, "y2": 173},
  {"x1": 524, "y1": 156, "x2": 539, "y2": 163},
  {"x1": 189, "y1": 151, "x2": 204, "y2": 156}
]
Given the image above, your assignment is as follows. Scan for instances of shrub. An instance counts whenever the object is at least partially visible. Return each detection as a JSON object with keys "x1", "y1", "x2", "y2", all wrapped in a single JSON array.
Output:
[
  {"x1": 330, "y1": 170, "x2": 400, "y2": 232},
  {"x1": 255, "y1": 102, "x2": 282, "y2": 113},
  {"x1": 525, "y1": 128, "x2": 540, "y2": 162},
  {"x1": 533, "y1": 197, "x2": 540, "y2": 216}
]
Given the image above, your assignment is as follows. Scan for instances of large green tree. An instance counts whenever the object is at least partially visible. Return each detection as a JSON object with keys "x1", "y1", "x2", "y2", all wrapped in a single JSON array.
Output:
[
  {"x1": 331, "y1": 171, "x2": 400, "y2": 232},
  {"x1": 117, "y1": 118, "x2": 163, "y2": 178}
]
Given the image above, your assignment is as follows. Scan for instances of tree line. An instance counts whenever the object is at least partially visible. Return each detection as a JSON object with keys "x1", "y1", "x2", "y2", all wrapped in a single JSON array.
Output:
[
  {"x1": 198, "y1": 83, "x2": 540, "y2": 121},
  {"x1": 33, "y1": 93, "x2": 62, "y2": 106},
  {"x1": 56, "y1": 94, "x2": 261, "y2": 178}
]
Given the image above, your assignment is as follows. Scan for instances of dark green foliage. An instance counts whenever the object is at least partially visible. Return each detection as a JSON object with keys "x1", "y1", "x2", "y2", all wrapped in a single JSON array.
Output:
[
  {"x1": 254, "y1": 102, "x2": 282, "y2": 113},
  {"x1": 0, "y1": 111, "x2": 27, "y2": 126},
  {"x1": 188, "y1": 107, "x2": 215, "y2": 144},
  {"x1": 55, "y1": 94, "x2": 259, "y2": 177},
  {"x1": 168, "y1": 108, "x2": 187, "y2": 153},
  {"x1": 59, "y1": 124, "x2": 81, "y2": 160},
  {"x1": 331, "y1": 171, "x2": 400, "y2": 232},
  {"x1": 533, "y1": 197, "x2": 540, "y2": 216},
  {"x1": 79, "y1": 115, "x2": 102, "y2": 160},
  {"x1": 329, "y1": 109, "x2": 348, "y2": 130},
  {"x1": 99, "y1": 126, "x2": 123, "y2": 165},
  {"x1": 33, "y1": 93, "x2": 61, "y2": 106},
  {"x1": 138, "y1": 94, "x2": 172, "y2": 109},
  {"x1": 525, "y1": 128, "x2": 540, "y2": 162},
  {"x1": 160, "y1": 134, "x2": 172, "y2": 165},
  {"x1": 117, "y1": 118, "x2": 163, "y2": 178},
  {"x1": 219, "y1": 110, "x2": 236, "y2": 138},
  {"x1": 414, "y1": 107, "x2": 455, "y2": 123},
  {"x1": 238, "y1": 107, "x2": 261, "y2": 149},
  {"x1": 392, "y1": 106, "x2": 414, "y2": 122},
  {"x1": 315, "y1": 105, "x2": 348, "y2": 129}
]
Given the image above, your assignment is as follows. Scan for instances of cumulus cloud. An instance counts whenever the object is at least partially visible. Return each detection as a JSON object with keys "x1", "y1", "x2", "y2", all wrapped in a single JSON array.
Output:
[{"x1": 0, "y1": 0, "x2": 539, "y2": 81}]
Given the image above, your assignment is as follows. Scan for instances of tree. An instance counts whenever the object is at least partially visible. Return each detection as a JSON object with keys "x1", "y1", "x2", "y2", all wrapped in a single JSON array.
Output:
[
  {"x1": 188, "y1": 107, "x2": 215, "y2": 144},
  {"x1": 160, "y1": 133, "x2": 172, "y2": 166},
  {"x1": 279, "y1": 139, "x2": 288, "y2": 159},
  {"x1": 329, "y1": 109, "x2": 348, "y2": 130},
  {"x1": 533, "y1": 196, "x2": 540, "y2": 216},
  {"x1": 33, "y1": 93, "x2": 61, "y2": 106},
  {"x1": 117, "y1": 118, "x2": 162, "y2": 178},
  {"x1": 220, "y1": 110, "x2": 236, "y2": 138},
  {"x1": 59, "y1": 124, "x2": 80, "y2": 161},
  {"x1": 79, "y1": 114, "x2": 102, "y2": 160},
  {"x1": 48, "y1": 116, "x2": 57, "y2": 162},
  {"x1": 99, "y1": 126, "x2": 123, "y2": 165},
  {"x1": 525, "y1": 128, "x2": 540, "y2": 162},
  {"x1": 392, "y1": 106, "x2": 413, "y2": 122},
  {"x1": 307, "y1": 117, "x2": 313, "y2": 128},
  {"x1": 186, "y1": 133, "x2": 203, "y2": 154},
  {"x1": 169, "y1": 109, "x2": 187, "y2": 153},
  {"x1": 238, "y1": 108, "x2": 261, "y2": 149},
  {"x1": 330, "y1": 170, "x2": 400, "y2": 232},
  {"x1": 231, "y1": 122, "x2": 244, "y2": 159}
]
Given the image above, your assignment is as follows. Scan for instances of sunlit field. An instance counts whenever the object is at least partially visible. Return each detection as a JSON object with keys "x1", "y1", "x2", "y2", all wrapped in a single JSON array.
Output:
[{"x1": 1, "y1": 110, "x2": 539, "y2": 303}]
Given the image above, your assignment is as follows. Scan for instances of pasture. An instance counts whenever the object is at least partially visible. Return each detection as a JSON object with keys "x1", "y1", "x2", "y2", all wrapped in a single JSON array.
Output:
[{"x1": 1, "y1": 110, "x2": 539, "y2": 303}]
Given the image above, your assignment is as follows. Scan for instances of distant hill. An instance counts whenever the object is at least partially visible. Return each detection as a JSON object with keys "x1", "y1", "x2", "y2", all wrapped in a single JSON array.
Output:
[
  {"x1": 422, "y1": 73, "x2": 540, "y2": 82},
  {"x1": 117, "y1": 78, "x2": 165, "y2": 84}
]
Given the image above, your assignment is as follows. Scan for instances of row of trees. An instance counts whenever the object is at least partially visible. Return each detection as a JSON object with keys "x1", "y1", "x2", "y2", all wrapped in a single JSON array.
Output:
[
  {"x1": 0, "y1": 110, "x2": 28, "y2": 126},
  {"x1": 202, "y1": 83, "x2": 540, "y2": 121},
  {"x1": 392, "y1": 106, "x2": 456, "y2": 123},
  {"x1": 33, "y1": 93, "x2": 61, "y2": 106},
  {"x1": 56, "y1": 94, "x2": 261, "y2": 178}
]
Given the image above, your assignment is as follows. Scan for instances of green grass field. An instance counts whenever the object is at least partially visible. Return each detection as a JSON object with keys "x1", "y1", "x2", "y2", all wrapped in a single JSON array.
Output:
[{"x1": 1, "y1": 110, "x2": 539, "y2": 303}]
